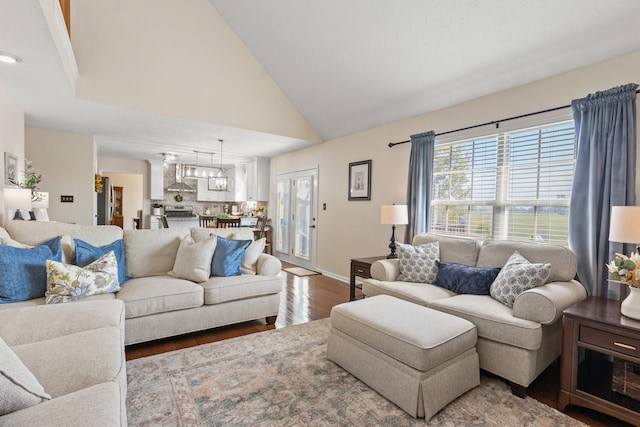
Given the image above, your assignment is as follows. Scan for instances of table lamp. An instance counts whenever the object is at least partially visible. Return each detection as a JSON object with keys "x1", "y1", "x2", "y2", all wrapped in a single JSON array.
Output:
[
  {"x1": 381, "y1": 204, "x2": 408, "y2": 258},
  {"x1": 609, "y1": 206, "x2": 640, "y2": 253},
  {"x1": 32, "y1": 192, "x2": 49, "y2": 221},
  {"x1": 4, "y1": 188, "x2": 32, "y2": 220}
]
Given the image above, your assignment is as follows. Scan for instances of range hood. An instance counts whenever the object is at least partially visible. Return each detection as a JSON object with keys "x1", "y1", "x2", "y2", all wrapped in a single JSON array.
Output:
[{"x1": 166, "y1": 164, "x2": 195, "y2": 192}]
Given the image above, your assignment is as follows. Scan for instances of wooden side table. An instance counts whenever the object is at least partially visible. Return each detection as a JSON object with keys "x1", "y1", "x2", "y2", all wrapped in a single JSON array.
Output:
[
  {"x1": 559, "y1": 296, "x2": 640, "y2": 425},
  {"x1": 350, "y1": 256, "x2": 387, "y2": 301}
]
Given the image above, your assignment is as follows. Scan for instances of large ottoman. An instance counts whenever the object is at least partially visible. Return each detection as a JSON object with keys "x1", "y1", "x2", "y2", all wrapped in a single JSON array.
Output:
[{"x1": 327, "y1": 295, "x2": 479, "y2": 419}]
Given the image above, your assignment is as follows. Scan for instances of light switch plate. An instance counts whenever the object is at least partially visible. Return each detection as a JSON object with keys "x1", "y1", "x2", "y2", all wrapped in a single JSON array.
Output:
[{"x1": 60, "y1": 195, "x2": 74, "y2": 203}]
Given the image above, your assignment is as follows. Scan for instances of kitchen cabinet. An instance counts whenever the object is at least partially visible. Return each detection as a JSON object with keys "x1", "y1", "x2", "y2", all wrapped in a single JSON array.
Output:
[
  {"x1": 196, "y1": 178, "x2": 224, "y2": 201},
  {"x1": 246, "y1": 158, "x2": 270, "y2": 201},
  {"x1": 148, "y1": 160, "x2": 164, "y2": 200},
  {"x1": 229, "y1": 166, "x2": 246, "y2": 201}
]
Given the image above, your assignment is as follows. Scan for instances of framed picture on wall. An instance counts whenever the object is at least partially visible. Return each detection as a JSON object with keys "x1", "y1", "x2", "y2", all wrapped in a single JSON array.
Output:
[
  {"x1": 348, "y1": 160, "x2": 371, "y2": 201},
  {"x1": 4, "y1": 152, "x2": 17, "y2": 185}
]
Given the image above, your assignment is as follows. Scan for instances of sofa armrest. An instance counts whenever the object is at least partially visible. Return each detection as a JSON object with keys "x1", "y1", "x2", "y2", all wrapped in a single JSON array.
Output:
[
  {"x1": 256, "y1": 253, "x2": 282, "y2": 276},
  {"x1": 512, "y1": 279, "x2": 587, "y2": 324},
  {"x1": 370, "y1": 259, "x2": 400, "y2": 281}
]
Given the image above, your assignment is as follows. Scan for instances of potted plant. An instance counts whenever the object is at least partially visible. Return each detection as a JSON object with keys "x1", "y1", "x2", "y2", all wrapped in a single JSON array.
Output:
[{"x1": 10, "y1": 158, "x2": 43, "y2": 201}]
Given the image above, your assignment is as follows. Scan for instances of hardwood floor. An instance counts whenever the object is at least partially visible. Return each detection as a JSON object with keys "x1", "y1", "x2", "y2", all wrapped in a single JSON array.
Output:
[{"x1": 126, "y1": 263, "x2": 632, "y2": 427}]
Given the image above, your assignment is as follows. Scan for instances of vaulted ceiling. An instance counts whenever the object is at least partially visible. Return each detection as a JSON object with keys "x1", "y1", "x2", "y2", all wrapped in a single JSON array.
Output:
[{"x1": 1, "y1": 0, "x2": 640, "y2": 165}]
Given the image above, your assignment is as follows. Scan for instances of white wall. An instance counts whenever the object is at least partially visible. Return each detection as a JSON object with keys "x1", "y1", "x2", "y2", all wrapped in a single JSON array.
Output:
[
  {"x1": 25, "y1": 128, "x2": 95, "y2": 225},
  {"x1": 272, "y1": 49, "x2": 640, "y2": 281},
  {"x1": 102, "y1": 171, "x2": 143, "y2": 230},
  {"x1": 0, "y1": 90, "x2": 25, "y2": 225},
  {"x1": 71, "y1": 0, "x2": 320, "y2": 143}
]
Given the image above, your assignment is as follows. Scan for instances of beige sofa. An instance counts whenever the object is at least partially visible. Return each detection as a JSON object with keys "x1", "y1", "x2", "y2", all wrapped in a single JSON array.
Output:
[
  {"x1": 0, "y1": 221, "x2": 283, "y2": 345},
  {"x1": 362, "y1": 233, "x2": 588, "y2": 396},
  {"x1": 0, "y1": 300, "x2": 126, "y2": 426}
]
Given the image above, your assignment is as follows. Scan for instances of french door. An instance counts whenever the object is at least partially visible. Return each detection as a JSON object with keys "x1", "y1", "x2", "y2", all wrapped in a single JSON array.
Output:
[{"x1": 274, "y1": 167, "x2": 318, "y2": 270}]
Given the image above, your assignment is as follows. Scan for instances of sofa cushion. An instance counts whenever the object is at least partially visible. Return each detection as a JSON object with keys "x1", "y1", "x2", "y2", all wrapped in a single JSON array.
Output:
[
  {"x1": 201, "y1": 275, "x2": 283, "y2": 305},
  {"x1": 45, "y1": 252, "x2": 121, "y2": 304},
  {"x1": 396, "y1": 241, "x2": 439, "y2": 283},
  {"x1": 476, "y1": 239, "x2": 576, "y2": 283},
  {"x1": 12, "y1": 327, "x2": 124, "y2": 398},
  {"x1": 490, "y1": 251, "x2": 551, "y2": 308},
  {"x1": 0, "y1": 382, "x2": 123, "y2": 427},
  {"x1": 116, "y1": 276, "x2": 203, "y2": 319},
  {"x1": 412, "y1": 233, "x2": 481, "y2": 266},
  {"x1": 0, "y1": 300, "x2": 125, "y2": 346},
  {"x1": 75, "y1": 238, "x2": 128, "y2": 284},
  {"x1": 124, "y1": 228, "x2": 190, "y2": 278},
  {"x1": 0, "y1": 236, "x2": 63, "y2": 303},
  {"x1": 362, "y1": 279, "x2": 455, "y2": 306},
  {"x1": 428, "y1": 295, "x2": 542, "y2": 350},
  {"x1": 168, "y1": 235, "x2": 216, "y2": 283},
  {"x1": 435, "y1": 262, "x2": 501, "y2": 295},
  {"x1": 211, "y1": 236, "x2": 251, "y2": 277},
  {"x1": 0, "y1": 336, "x2": 50, "y2": 415}
]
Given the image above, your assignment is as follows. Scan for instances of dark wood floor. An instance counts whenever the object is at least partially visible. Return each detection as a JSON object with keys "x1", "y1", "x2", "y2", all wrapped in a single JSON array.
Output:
[{"x1": 126, "y1": 264, "x2": 632, "y2": 427}]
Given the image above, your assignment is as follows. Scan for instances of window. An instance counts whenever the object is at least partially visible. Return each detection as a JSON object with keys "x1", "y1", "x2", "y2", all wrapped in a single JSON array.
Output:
[{"x1": 431, "y1": 121, "x2": 575, "y2": 245}]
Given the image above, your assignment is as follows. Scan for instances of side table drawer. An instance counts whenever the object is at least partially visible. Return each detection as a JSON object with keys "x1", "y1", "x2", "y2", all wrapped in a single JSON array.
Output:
[
  {"x1": 580, "y1": 326, "x2": 640, "y2": 358},
  {"x1": 352, "y1": 264, "x2": 371, "y2": 278}
]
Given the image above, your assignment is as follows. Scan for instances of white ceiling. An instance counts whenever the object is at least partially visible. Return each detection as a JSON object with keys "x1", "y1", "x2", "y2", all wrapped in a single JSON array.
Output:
[{"x1": 1, "y1": 0, "x2": 640, "y2": 165}]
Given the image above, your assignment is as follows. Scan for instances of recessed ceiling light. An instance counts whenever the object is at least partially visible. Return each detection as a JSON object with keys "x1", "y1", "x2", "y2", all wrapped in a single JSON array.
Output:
[{"x1": 0, "y1": 51, "x2": 22, "y2": 64}]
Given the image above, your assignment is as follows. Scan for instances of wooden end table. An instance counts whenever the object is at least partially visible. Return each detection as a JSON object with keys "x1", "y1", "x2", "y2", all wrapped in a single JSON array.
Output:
[
  {"x1": 559, "y1": 296, "x2": 640, "y2": 425},
  {"x1": 350, "y1": 256, "x2": 387, "y2": 301}
]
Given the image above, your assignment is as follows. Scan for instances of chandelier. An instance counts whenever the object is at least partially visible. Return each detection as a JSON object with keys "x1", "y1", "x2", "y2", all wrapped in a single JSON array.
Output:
[{"x1": 208, "y1": 139, "x2": 228, "y2": 191}]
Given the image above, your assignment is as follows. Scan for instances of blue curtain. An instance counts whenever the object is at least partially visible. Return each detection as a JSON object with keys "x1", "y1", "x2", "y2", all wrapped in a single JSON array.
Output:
[
  {"x1": 405, "y1": 131, "x2": 435, "y2": 243},
  {"x1": 569, "y1": 84, "x2": 638, "y2": 299}
]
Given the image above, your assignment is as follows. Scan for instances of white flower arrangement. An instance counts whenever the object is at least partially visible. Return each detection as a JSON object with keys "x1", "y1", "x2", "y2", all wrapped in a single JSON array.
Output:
[{"x1": 607, "y1": 252, "x2": 640, "y2": 288}]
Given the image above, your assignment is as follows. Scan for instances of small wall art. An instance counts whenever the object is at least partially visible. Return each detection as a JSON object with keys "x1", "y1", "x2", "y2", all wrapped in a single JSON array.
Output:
[
  {"x1": 348, "y1": 160, "x2": 371, "y2": 201},
  {"x1": 4, "y1": 152, "x2": 17, "y2": 186}
]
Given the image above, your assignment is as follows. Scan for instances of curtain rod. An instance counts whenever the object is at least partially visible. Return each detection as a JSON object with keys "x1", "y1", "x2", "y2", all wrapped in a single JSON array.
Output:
[{"x1": 388, "y1": 89, "x2": 640, "y2": 148}]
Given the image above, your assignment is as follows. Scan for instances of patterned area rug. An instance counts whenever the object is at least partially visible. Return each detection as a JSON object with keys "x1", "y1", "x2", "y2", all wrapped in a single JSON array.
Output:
[{"x1": 127, "y1": 319, "x2": 586, "y2": 426}]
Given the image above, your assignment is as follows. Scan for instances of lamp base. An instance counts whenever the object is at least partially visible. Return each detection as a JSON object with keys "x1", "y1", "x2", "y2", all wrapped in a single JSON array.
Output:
[
  {"x1": 386, "y1": 224, "x2": 398, "y2": 258},
  {"x1": 12, "y1": 210, "x2": 25, "y2": 220}
]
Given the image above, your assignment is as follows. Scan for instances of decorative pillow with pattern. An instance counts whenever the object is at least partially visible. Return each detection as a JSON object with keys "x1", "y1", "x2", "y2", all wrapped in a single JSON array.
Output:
[
  {"x1": 489, "y1": 251, "x2": 551, "y2": 308},
  {"x1": 45, "y1": 251, "x2": 120, "y2": 304},
  {"x1": 396, "y1": 241, "x2": 439, "y2": 284}
]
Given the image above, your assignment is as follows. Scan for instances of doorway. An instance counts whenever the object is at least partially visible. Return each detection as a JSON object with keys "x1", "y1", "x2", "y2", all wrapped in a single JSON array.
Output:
[{"x1": 274, "y1": 167, "x2": 318, "y2": 270}]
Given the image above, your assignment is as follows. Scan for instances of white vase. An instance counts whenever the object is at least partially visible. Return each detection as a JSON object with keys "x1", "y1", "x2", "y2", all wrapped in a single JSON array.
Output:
[{"x1": 621, "y1": 286, "x2": 640, "y2": 320}]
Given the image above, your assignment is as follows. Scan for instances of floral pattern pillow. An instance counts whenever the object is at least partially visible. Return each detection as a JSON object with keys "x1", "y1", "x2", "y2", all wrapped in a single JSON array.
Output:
[
  {"x1": 489, "y1": 251, "x2": 551, "y2": 308},
  {"x1": 45, "y1": 251, "x2": 120, "y2": 304},
  {"x1": 396, "y1": 241, "x2": 440, "y2": 284}
]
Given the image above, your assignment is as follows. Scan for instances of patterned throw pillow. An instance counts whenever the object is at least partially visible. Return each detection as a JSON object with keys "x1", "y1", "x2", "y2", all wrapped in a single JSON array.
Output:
[
  {"x1": 490, "y1": 251, "x2": 551, "y2": 308},
  {"x1": 45, "y1": 251, "x2": 120, "y2": 304},
  {"x1": 396, "y1": 241, "x2": 439, "y2": 284}
]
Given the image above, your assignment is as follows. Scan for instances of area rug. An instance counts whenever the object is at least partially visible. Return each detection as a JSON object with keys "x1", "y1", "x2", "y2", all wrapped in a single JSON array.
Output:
[
  {"x1": 126, "y1": 319, "x2": 586, "y2": 426},
  {"x1": 283, "y1": 266, "x2": 320, "y2": 277}
]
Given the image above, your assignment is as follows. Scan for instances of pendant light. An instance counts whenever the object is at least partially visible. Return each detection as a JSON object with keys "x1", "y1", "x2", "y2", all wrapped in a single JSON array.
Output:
[{"x1": 209, "y1": 139, "x2": 229, "y2": 191}]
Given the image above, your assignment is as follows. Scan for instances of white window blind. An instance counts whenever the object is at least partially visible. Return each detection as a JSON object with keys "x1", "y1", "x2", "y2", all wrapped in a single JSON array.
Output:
[{"x1": 431, "y1": 121, "x2": 575, "y2": 244}]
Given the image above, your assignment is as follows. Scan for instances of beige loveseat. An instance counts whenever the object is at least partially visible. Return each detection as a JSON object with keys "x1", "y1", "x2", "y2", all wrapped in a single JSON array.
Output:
[
  {"x1": 0, "y1": 220, "x2": 283, "y2": 345},
  {"x1": 362, "y1": 233, "x2": 587, "y2": 396}
]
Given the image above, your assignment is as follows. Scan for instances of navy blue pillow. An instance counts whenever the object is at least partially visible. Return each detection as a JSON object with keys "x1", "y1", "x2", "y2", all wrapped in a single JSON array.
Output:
[
  {"x1": 75, "y1": 239, "x2": 128, "y2": 284},
  {"x1": 0, "y1": 236, "x2": 63, "y2": 303},
  {"x1": 211, "y1": 236, "x2": 251, "y2": 277},
  {"x1": 435, "y1": 261, "x2": 501, "y2": 295}
]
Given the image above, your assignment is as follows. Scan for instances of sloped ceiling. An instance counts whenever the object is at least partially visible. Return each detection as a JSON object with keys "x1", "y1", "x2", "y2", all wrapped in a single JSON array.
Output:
[{"x1": 1, "y1": 0, "x2": 640, "y2": 164}]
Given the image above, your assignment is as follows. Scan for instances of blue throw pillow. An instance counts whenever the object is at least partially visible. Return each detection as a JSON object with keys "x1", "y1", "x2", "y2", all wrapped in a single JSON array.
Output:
[
  {"x1": 0, "y1": 236, "x2": 63, "y2": 303},
  {"x1": 74, "y1": 239, "x2": 128, "y2": 284},
  {"x1": 435, "y1": 261, "x2": 501, "y2": 295},
  {"x1": 211, "y1": 236, "x2": 251, "y2": 277}
]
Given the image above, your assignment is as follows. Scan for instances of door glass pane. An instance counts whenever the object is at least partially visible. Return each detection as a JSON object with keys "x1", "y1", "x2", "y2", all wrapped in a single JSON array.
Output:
[
  {"x1": 294, "y1": 176, "x2": 312, "y2": 259},
  {"x1": 276, "y1": 179, "x2": 290, "y2": 253}
]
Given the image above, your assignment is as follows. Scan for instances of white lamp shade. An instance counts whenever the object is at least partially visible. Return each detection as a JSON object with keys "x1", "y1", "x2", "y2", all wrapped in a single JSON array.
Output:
[
  {"x1": 381, "y1": 205, "x2": 408, "y2": 225},
  {"x1": 609, "y1": 206, "x2": 640, "y2": 244},
  {"x1": 4, "y1": 188, "x2": 32, "y2": 210},
  {"x1": 31, "y1": 192, "x2": 49, "y2": 208}
]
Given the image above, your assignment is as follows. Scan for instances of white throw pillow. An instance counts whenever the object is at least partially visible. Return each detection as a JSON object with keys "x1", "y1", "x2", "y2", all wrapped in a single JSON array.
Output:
[
  {"x1": 0, "y1": 337, "x2": 50, "y2": 415},
  {"x1": 396, "y1": 241, "x2": 440, "y2": 283},
  {"x1": 168, "y1": 235, "x2": 216, "y2": 282},
  {"x1": 241, "y1": 238, "x2": 266, "y2": 275},
  {"x1": 45, "y1": 251, "x2": 121, "y2": 304},
  {"x1": 490, "y1": 251, "x2": 551, "y2": 308}
]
